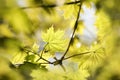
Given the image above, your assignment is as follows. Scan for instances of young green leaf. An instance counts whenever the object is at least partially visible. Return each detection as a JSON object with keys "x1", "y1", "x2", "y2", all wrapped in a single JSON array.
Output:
[{"x1": 41, "y1": 27, "x2": 67, "y2": 53}]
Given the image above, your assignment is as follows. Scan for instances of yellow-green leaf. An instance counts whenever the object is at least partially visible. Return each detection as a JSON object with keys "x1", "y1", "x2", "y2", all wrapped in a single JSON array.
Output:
[{"x1": 41, "y1": 26, "x2": 67, "y2": 53}]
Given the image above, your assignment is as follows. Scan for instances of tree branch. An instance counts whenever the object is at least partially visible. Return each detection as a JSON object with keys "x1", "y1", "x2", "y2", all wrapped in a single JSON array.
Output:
[
  {"x1": 19, "y1": 0, "x2": 84, "y2": 68},
  {"x1": 23, "y1": 47, "x2": 52, "y2": 64},
  {"x1": 63, "y1": 51, "x2": 93, "y2": 60},
  {"x1": 60, "y1": 1, "x2": 83, "y2": 60},
  {"x1": 35, "y1": 53, "x2": 52, "y2": 64},
  {"x1": 20, "y1": 1, "x2": 81, "y2": 9}
]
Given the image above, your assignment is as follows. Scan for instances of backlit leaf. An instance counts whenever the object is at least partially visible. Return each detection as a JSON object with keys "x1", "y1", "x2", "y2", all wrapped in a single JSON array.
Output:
[{"x1": 41, "y1": 26, "x2": 67, "y2": 53}]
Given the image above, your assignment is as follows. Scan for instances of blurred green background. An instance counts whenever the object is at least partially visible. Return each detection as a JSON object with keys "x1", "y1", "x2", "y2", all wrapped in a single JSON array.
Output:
[{"x1": 0, "y1": 0, "x2": 120, "y2": 80}]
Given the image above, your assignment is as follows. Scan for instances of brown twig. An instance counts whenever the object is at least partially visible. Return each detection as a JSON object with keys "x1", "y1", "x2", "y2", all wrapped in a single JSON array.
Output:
[
  {"x1": 20, "y1": 1, "x2": 81, "y2": 9},
  {"x1": 63, "y1": 51, "x2": 93, "y2": 60},
  {"x1": 60, "y1": 1, "x2": 83, "y2": 60}
]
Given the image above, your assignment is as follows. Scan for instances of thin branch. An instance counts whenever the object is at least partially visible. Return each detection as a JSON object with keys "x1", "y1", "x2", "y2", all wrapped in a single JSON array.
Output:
[
  {"x1": 60, "y1": 64, "x2": 66, "y2": 71},
  {"x1": 36, "y1": 43, "x2": 48, "y2": 62},
  {"x1": 39, "y1": 62, "x2": 52, "y2": 64},
  {"x1": 23, "y1": 47, "x2": 52, "y2": 64},
  {"x1": 35, "y1": 53, "x2": 52, "y2": 63},
  {"x1": 61, "y1": 1, "x2": 83, "y2": 60},
  {"x1": 21, "y1": 4, "x2": 56, "y2": 9},
  {"x1": 40, "y1": 57, "x2": 52, "y2": 64},
  {"x1": 35, "y1": 57, "x2": 41, "y2": 62},
  {"x1": 63, "y1": 51, "x2": 93, "y2": 60},
  {"x1": 40, "y1": 43, "x2": 48, "y2": 57},
  {"x1": 65, "y1": 1, "x2": 81, "y2": 5},
  {"x1": 20, "y1": 1, "x2": 81, "y2": 9}
]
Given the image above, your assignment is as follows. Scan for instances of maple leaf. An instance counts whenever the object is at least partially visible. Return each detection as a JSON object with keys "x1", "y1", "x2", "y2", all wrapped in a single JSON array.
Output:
[{"x1": 41, "y1": 27, "x2": 67, "y2": 53}]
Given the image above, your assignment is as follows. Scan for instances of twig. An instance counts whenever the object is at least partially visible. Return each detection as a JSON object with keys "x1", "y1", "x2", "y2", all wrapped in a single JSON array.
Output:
[
  {"x1": 23, "y1": 47, "x2": 51, "y2": 64},
  {"x1": 20, "y1": 1, "x2": 81, "y2": 9},
  {"x1": 40, "y1": 57, "x2": 52, "y2": 64},
  {"x1": 39, "y1": 62, "x2": 52, "y2": 64},
  {"x1": 61, "y1": 1, "x2": 83, "y2": 60},
  {"x1": 63, "y1": 51, "x2": 93, "y2": 60},
  {"x1": 60, "y1": 64, "x2": 66, "y2": 71},
  {"x1": 35, "y1": 53, "x2": 52, "y2": 63},
  {"x1": 40, "y1": 43, "x2": 48, "y2": 57},
  {"x1": 36, "y1": 43, "x2": 48, "y2": 62}
]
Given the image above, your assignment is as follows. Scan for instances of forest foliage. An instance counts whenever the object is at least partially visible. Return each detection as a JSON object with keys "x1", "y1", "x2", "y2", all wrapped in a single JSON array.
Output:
[{"x1": 0, "y1": 0, "x2": 120, "y2": 80}]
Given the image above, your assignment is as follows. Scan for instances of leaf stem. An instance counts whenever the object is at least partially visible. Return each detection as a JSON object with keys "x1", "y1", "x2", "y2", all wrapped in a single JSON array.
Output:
[
  {"x1": 40, "y1": 43, "x2": 48, "y2": 57},
  {"x1": 35, "y1": 43, "x2": 48, "y2": 62}
]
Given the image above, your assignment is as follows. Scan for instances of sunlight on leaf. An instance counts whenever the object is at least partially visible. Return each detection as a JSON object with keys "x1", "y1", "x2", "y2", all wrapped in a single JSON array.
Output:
[{"x1": 41, "y1": 26, "x2": 67, "y2": 53}]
